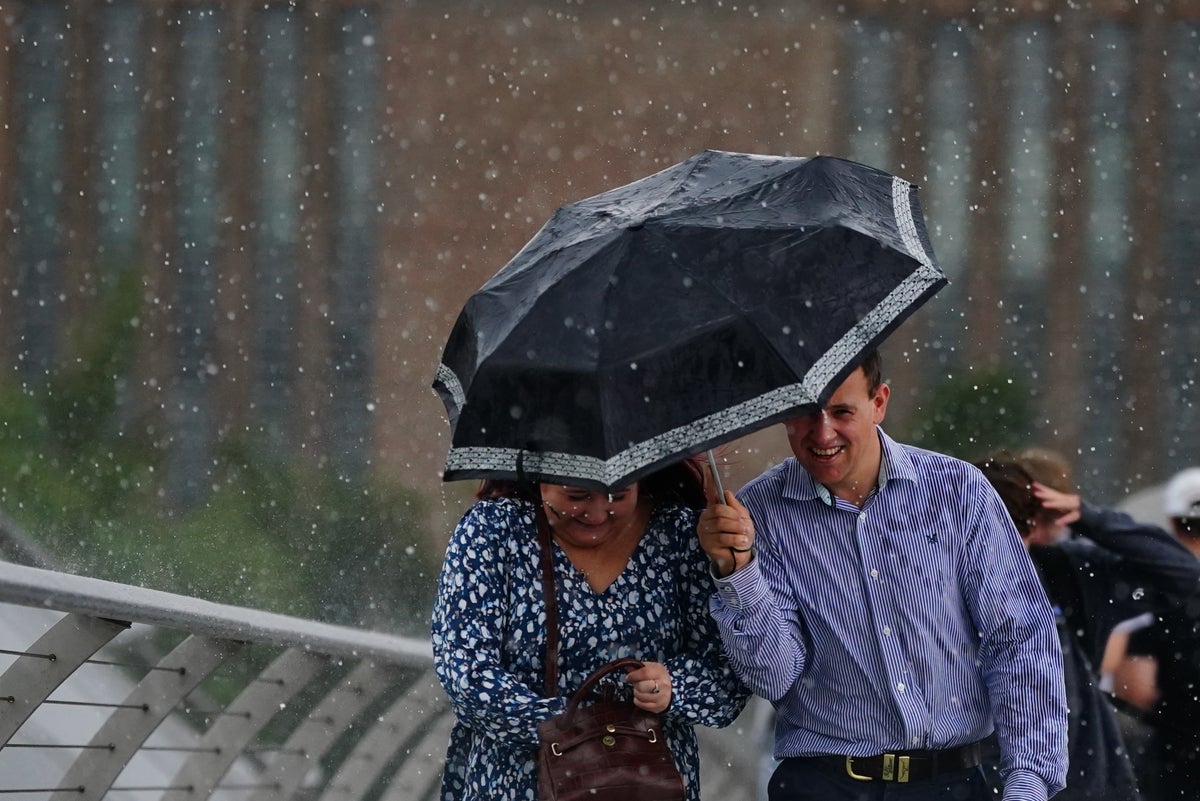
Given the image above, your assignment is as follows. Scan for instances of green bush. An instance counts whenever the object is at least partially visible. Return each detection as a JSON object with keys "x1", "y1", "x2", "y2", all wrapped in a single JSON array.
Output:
[
  {"x1": 0, "y1": 263, "x2": 437, "y2": 636},
  {"x1": 0, "y1": 383, "x2": 437, "y2": 635},
  {"x1": 907, "y1": 367, "x2": 1034, "y2": 461}
]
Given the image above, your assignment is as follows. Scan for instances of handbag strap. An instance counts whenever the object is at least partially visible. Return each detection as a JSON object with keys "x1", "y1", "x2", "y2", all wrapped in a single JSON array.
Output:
[
  {"x1": 563, "y1": 657, "x2": 644, "y2": 722},
  {"x1": 536, "y1": 506, "x2": 560, "y2": 698}
]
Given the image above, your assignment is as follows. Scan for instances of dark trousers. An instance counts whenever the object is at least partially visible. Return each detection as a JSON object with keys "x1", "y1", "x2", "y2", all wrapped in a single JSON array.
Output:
[{"x1": 768, "y1": 758, "x2": 992, "y2": 801}]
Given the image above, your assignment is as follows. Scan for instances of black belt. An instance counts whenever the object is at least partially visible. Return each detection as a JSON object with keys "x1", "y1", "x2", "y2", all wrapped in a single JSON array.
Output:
[{"x1": 797, "y1": 740, "x2": 983, "y2": 783}]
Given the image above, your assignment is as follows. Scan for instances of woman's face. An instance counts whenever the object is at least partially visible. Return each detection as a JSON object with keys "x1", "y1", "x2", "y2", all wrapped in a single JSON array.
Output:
[{"x1": 540, "y1": 483, "x2": 640, "y2": 549}]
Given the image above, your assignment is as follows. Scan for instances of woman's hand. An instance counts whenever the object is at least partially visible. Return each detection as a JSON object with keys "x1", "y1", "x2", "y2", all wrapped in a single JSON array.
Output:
[
  {"x1": 697, "y1": 491, "x2": 755, "y2": 577},
  {"x1": 1032, "y1": 481, "x2": 1082, "y2": 527},
  {"x1": 626, "y1": 662, "x2": 673, "y2": 714}
]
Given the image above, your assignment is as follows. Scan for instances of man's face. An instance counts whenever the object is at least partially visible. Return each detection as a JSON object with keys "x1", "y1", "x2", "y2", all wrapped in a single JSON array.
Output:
[{"x1": 785, "y1": 367, "x2": 889, "y2": 504}]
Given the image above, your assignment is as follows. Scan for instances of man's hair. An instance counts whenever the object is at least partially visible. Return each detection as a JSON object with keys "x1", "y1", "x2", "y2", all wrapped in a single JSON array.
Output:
[{"x1": 860, "y1": 349, "x2": 883, "y2": 394}]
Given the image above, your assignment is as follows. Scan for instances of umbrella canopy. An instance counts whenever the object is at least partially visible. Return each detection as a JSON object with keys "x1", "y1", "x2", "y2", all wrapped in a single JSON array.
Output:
[{"x1": 433, "y1": 150, "x2": 947, "y2": 489}]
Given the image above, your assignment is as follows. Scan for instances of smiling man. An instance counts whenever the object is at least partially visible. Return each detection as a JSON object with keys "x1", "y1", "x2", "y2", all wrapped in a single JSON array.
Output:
[{"x1": 697, "y1": 350, "x2": 1068, "y2": 801}]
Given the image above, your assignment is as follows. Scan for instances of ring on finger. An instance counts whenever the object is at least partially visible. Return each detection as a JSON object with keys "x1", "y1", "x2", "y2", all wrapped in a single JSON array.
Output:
[{"x1": 651, "y1": 681, "x2": 661, "y2": 694}]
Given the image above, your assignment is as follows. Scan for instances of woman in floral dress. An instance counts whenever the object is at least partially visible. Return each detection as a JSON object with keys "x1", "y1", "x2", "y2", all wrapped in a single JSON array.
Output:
[{"x1": 431, "y1": 461, "x2": 749, "y2": 801}]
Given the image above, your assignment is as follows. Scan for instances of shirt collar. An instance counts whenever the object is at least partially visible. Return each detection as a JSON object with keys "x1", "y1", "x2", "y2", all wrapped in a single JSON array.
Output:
[
  {"x1": 879, "y1": 429, "x2": 918, "y2": 485},
  {"x1": 782, "y1": 427, "x2": 914, "y2": 506}
]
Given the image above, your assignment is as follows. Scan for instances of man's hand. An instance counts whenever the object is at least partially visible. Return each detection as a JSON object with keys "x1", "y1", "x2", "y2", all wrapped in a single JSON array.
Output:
[{"x1": 697, "y1": 490, "x2": 756, "y2": 577}]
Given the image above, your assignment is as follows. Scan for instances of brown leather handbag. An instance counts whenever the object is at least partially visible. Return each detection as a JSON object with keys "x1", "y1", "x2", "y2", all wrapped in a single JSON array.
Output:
[
  {"x1": 536, "y1": 658, "x2": 685, "y2": 801},
  {"x1": 534, "y1": 509, "x2": 686, "y2": 801}
]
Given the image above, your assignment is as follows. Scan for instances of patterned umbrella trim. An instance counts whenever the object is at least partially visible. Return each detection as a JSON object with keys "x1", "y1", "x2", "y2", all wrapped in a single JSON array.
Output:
[{"x1": 436, "y1": 362, "x2": 466, "y2": 410}]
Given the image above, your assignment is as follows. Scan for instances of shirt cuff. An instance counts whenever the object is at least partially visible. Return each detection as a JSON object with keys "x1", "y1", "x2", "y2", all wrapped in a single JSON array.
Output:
[
  {"x1": 710, "y1": 552, "x2": 771, "y2": 612},
  {"x1": 1001, "y1": 769, "x2": 1051, "y2": 801}
]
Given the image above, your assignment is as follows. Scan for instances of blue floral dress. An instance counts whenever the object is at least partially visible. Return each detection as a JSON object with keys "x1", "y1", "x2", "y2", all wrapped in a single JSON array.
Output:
[{"x1": 431, "y1": 497, "x2": 748, "y2": 801}]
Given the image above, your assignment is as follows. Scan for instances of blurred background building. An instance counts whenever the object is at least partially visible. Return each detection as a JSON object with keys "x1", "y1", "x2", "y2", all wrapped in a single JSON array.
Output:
[{"x1": 0, "y1": 1, "x2": 1196, "y2": 608}]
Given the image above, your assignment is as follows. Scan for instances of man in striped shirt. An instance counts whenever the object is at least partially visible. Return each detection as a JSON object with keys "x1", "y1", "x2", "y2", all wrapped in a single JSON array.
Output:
[{"x1": 698, "y1": 351, "x2": 1068, "y2": 800}]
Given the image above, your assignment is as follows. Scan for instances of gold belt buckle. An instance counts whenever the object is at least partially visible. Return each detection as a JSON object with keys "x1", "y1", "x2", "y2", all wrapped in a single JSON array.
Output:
[
  {"x1": 845, "y1": 756, "x2": 872, "y2": 781},
  {"x1": 845, "y1": 753, "x2": 911, "y2": 783},
  {"x1": 882, "y1": 753, "x2": 911, "y2": 782}
]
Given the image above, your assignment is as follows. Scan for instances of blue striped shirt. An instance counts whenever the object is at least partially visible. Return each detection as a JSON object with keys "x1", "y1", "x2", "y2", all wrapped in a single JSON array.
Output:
[{"x1": 711, "y1": 430, "x2": 1068, "y2": 800}]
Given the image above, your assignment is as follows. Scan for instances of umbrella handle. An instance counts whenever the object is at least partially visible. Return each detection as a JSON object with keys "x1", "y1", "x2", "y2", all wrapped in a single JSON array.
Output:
[
  {"x1": 706, "y1": 449, "x2": 726, "y2": 501},
  {"x1": 708, "y1": 449, "x2": 753, "y2": 557}
]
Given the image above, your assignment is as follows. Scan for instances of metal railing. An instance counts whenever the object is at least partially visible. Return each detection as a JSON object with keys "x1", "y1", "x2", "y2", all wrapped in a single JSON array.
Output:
[
  {"x1": 0, "y1": 561, "x2": 760, "y2": 800},
  {"x1": 0, "y1": 560, "x2": 449, "y2": 801}
]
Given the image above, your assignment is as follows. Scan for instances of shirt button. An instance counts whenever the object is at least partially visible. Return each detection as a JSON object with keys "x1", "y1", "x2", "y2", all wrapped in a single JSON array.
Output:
[
  {"x1": 896, "y1": 683, "x2": 906, "y2": 693},
  {"x1": 859, "y1": 512, "x2": 867, "y2": 521},
  {"x1": 870, "y1": 569, "x2": 879, "y2": 579},
  {"x1": 912, "y1": 736, "x2": 922, "y2": 746},
  {"x1": 883, "y1": 626, "x2": 891, "y2": 636}
]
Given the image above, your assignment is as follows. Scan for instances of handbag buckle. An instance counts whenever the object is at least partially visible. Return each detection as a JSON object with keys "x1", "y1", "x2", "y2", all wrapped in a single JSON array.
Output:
[{"x1": 551, "y1": 743, "x2": 563, "y2": 757}]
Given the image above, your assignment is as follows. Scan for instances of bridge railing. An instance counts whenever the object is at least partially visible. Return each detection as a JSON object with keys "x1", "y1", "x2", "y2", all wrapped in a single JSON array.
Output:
[
  {"x1": 0, "y1": 560, "x2": 449, "y2": 801},
  {"x1": 0, "y1": 561, "x2": 760, "y2": 800}
]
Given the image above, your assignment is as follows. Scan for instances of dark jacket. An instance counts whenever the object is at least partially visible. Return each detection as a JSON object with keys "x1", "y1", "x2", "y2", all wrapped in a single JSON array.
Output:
[{"x1": 1033, "y1": 503, "x2": 1200, "y2": 667}]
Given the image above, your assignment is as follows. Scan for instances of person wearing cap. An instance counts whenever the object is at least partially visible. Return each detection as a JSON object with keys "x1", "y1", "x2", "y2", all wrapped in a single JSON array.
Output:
[
  {"x1": 1164, "y1": 466, "x2": 1200, "y2": 554},
  {"x1": 1118, "y1": 467, "x2": 1200, "y2": 800}
]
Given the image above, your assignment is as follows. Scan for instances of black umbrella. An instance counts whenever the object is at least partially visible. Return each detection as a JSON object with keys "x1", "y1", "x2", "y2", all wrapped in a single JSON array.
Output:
[{"x1": 433, "y1": 150, "x2": 947, "y2": 489}]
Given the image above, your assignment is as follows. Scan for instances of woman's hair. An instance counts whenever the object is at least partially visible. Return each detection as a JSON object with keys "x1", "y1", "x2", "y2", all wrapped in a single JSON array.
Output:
[
  {"x1": 1015, "y1": 446, "x2": 1074, "y2": 493},
  {"x1": 475, "y1": 478, "x2": 539, "y2": 502},
  {"x1": 474, "y1": 455, "x2": 708, "y2": 510},
  {"x1": 974, "y1": 452, "x2": 1040, "y2": 537},
  {"x1": 638, "y1": 457, "x2": 708, "y2": 509}
]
